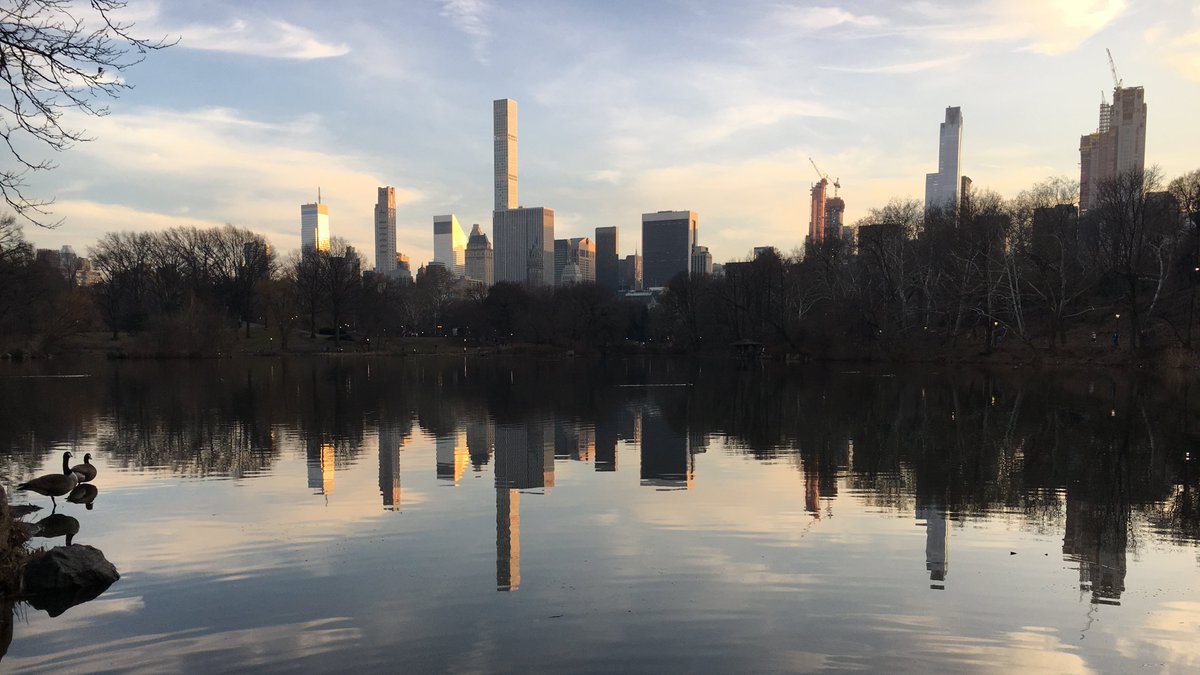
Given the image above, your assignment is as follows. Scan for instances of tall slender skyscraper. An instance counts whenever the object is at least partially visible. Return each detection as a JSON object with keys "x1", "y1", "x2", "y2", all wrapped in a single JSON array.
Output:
[
  {"x1": 924, "y1": 107, "x2": 963, "y2": 214},
  {"x1": 494, "y1": 99, "x2": 518, "y2": 211},
  {"x1": 300, "y1": 200, "x2": 330, "y2": 253},
  {"x1": 374, "y1": 187, "x2": 397, "y2": 276},
  {"x1": 1079, "y1": 85, "x2": 1146, "y2": 213}
]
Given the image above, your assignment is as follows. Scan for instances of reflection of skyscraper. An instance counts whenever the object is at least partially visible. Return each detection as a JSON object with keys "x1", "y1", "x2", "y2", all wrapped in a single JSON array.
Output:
[
  {"x1": 595, "y1": 413, "x2": 618, "y2": 472},
  {"x1": 494, "y1": 421, "x2": 555, "y2": 490},
  {"x1": 1063, "y1": 490, "x2": 1127, "y2": 604},
  {"x1": 466, "y1": 417, "x2": 495, "y2": 470},
  {"x1": 306, "y1": 438, "x2": 335, "y2": 496},
  {"x1": 436, "y1": 431, "x2": 469, "y2": 485},
  {"x1": 496, "y1": 488, "x2": 520, "y2": 592},
  {"x1": 554, "y1": 419, "x2": 595, "y2": 462},
  {"x1": 639, "y1": 408, "x2": 693, "y2": 489},
  {"x1": 378, "y1": 425, "x2": 404, "y2": 510},
  {"x1": 917, "y1": 502, "x2": 949, "y2": 590}
]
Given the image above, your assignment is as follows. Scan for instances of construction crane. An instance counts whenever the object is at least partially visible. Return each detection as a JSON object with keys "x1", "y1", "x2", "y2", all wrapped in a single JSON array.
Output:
[
  {"x1": 808, "y1": 157, "x2": 841, "y2": 197},
  {"x1": 1106, "y1": 48, "x2": 1121, "y2": 89}
]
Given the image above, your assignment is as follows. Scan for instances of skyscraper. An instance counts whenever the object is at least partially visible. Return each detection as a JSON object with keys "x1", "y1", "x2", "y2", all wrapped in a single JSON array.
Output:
[
  {"x1": 595, "y1": 226, "x2": 619, "y2": 291},
  {"x1": 433, "y1": 214, "x2": 467, "y2": 277},
  {"x1": 810, "y1": 178, "x2": 828, "y2": 244},
  {"x1": 924, "y1": 107, "x2": 963, "y2": 214},
  {"x1": 642, "y1": 211, "x2": 697, "y2": 288},
  {"x1": 824, "y1": 196, "x2": 845, "y2": 242},
  {"x1": 1080, "y1": 85, "x2": 1147, "y2": 213},
  {"x1": 374, "y1": 187, "x2": 397, "y2": 276},
  {"x1": 300, "y1": 201, "x2": 330, "y2": 253},
  {"x1": 465, "y1": 223, "x2": 494, "y2": 286},
  {"x1": 494, "y1": 98, "x2": 518, "y2": 211},
  {"x1": 554, "y1": 237, "x2": 595, "y2": 285},
  {"x1": 494, "y1": 207, "x2": 554, "y2": 286},
  {"x1": 690, "y1": 245, "x2": 713, "y2": 277}
]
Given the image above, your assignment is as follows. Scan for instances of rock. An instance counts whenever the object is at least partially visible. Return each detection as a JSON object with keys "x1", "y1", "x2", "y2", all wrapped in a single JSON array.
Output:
[{"x1": 24, "y1": 545, "x2": 119, "y2": 594}]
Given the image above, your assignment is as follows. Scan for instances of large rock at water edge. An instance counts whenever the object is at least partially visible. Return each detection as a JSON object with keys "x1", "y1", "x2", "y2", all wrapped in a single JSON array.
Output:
[{"x1": 24, "y1": 545, "x2": 120, "y2": 594}]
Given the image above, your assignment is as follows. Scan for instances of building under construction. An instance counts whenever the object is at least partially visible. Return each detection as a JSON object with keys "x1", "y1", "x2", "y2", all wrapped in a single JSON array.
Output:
[
  {"x1": 1079, "y1": 51, "x2": 1147, "y2": 213},
  {"x1": 808, "y1": 158, "x2": 844, "y2": 246}
]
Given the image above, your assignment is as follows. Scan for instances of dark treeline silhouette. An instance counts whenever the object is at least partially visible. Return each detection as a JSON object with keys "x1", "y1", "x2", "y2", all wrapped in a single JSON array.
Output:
[
  {"x1": 2, "y1": 357, "x2": 1197, "y2": 551},
  {"x1": 1, "y1": 167, "x2": 1198, "y2": 359}
]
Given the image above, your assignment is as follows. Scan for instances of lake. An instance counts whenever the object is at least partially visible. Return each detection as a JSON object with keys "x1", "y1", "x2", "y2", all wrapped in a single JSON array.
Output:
[{"x1": 1, "y1": 356, "x2": 1198, "y2": 672}]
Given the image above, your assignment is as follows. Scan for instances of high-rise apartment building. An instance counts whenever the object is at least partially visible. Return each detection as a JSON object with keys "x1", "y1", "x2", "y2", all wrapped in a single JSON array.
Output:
[
  {"x1": 810, "y1": 179, "x2": 828, "y2": 244},
  {"x1": 595, "y1": 226, "x2": 619, "y2": 291},
  {"x1": 1080, "y1": 85, "x2": 1147, "y2": 213},
  {"x1": 924, "y1": 107, "x2": 963, "y2": 214},
  {"x1": 465, "y1": 223, "x2": 494, "y2": 286},
  {"x1": 374, "y1": 187, "x2": 397, "y2": 276},
  {"x1": 642, "y1": 211, "x2": 697, "y2": 288},
  {"x1": 433, "y1": 214, "x2": 467, "y2": 277},
  {"x1": 494, "y1": 207, "x2": 555, "y2": 286},
  {"x1": 300, "y1": 201, "x2": 330, "y2": 253},
  {"x1": 494, "y1": 99, "x2": 518, "y2": 211}
]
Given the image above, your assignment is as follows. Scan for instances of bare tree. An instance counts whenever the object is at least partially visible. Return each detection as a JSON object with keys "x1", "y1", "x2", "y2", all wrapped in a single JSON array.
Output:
[{"x1": 0, "y1": 0, "x2": 172, "y2": 224}]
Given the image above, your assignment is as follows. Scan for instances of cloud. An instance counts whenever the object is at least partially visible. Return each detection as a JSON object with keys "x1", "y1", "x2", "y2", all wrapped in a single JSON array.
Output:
[
  {"x1": 41, "y1": 107, "x2": 421, "y2": 259},
  {"x1": 1145, "y1": 16, "x2": 1200, "y2": 82},
  {"x1": 917, "y1": 0, "x2": 1128, "y2": 55},
  {"x1": 440, "y1": 0, "x2": 491, "y2": 63},
  {"x1": 688, "y1": 100, "x2": 838, "y2": 145},
  {"x1": 820, "y1": 54, "x2": 970, "y2": 74},
  {"x1": 177, "y1": 18, "x2": 350, "y2": 59},
  {"x1": 776, "y1": 6, "x2": 884, "y2": 31}
]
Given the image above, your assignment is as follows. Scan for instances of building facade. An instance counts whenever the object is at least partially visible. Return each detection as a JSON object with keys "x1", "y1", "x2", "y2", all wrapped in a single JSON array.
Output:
[
  {"x1": 493, "y1": 207, "x2": 555, "y2": 286},
  {"x1": 374, "y1": 187, "x2": 397, "y2": 277},
  {"x1": 494, "y1": 99, "x2": 518, "y2": 211},
  {"x1": 641, "y1": 210, "x2": 697, "y2": 288},
  {"x1": 620, "y1": 253, "x2": 643, "y2": 291},
  {"x1": 690, "y1": 245, "x2": 713, "y2": 277},
  {"x1": 433, "y1": 214, "x2": 467, "y2": 277},
  {"x1": 554, "y1": 237, "x2": 595, "y2": 285},
  {"x1": 924, "y1": 106, "x2": 963, "y2": 214},
  {"x1": 595, "y1": 226, "x2": 619, "y2": 291},
  {"x1": 824, "y1": 196, "x2": 845, "y2": 242},
  {"x1": 1080, "y1": 86, "x2": 1147, "y2": 213},
  {"x1": 465, "y1": 223, "x2": 494, "y2": 286},
  {"x1": 300, "y1": 202, "x2": 330, "y2": 253},
  {"x1": 810, "y1": 178, "x2": 828, "y2": 244}
]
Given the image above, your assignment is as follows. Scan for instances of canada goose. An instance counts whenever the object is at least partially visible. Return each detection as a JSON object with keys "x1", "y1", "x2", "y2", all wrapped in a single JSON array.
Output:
[
  {"x1": 17, "y1": 452, "x2": 79, "y2": 506},
  {"x1": 70, "y1": 453, "x2": 97, "y2": 483},
  {"x1": 66, "y1": 484, "x2": 98, "y2": 510}
]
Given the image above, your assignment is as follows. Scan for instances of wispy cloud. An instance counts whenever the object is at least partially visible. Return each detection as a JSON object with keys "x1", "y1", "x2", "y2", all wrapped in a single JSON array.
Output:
[
  {"x1": 775, "y1": 6, "x2": 884, "y2": 31},
  {"x1": 913, "y1": 0, "x2": 1128, "y2": 55},
  {"x1": 1145, "y1": 9, "x2": 1200, "y2": 82},
  {"x1": 177, "y1": 18, "x2": 350, "y2": 60},
  {"x1": 820, "y1": 54, "x2": 970, "y2": 75},
  {"x1": 440, "y1": 0, "x2": 491, "y2": 63}
]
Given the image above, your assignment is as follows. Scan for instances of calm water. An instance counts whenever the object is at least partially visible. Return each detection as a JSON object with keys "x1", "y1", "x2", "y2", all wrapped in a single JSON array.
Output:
[{"x1": 1, "y1": 357, "x2": 1198, "y2": 673}]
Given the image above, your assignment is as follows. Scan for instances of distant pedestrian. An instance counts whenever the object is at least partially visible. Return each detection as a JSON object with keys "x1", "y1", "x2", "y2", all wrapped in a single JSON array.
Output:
[
  {"x1": 1112, "y1": 332, "x2": 1119, "y2": 347},
  {"x1": 1091, "y1": 332, "x2": 1097, "y2": 344}
]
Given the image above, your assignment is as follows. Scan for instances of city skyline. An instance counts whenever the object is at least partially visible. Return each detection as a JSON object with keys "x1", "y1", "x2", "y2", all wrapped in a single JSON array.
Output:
[{"x1": 16, "y1": 1, "x2": 1200, "y2": 268}]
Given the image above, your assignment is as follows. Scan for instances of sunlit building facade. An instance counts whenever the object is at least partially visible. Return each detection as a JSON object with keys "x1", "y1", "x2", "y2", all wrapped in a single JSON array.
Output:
[
  {"x1": 465, "y1": 223, "x2": 494, "y2": 286},
  {"x1": 494, "y1": 98, "x2": 518, "y2": 211},
  {"x1": 374, "y1": 187, "x2": 397, "y2": 276},
  {"x1": 433, "y1": 214, "x2": 467, "y2": 277},
  {"x1": 924, "y1": 106, "x2": 963, "y2": 215},
  {"x1": 300, "y1": 201, "x2": 330, "y2": 253},
  {"x1": 494, "y1": 207, "x2": 554, "y2": 286},
  {"x1": 1079, "y1": 86, "x2": 1146, "y2": 213}
]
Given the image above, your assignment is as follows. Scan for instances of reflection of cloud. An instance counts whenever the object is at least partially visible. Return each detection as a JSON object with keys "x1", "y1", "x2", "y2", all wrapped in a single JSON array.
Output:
[
  {"x1": 1115, "y1": 601, "x2": 1200, "y2": 669},
  {"x1": 7, "y1": 618, "x2": 361, "y2": 672}
]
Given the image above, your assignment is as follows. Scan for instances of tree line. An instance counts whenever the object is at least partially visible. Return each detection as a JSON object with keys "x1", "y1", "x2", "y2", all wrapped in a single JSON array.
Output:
[{"x1": 0, "y1": 167, "x2": 1197, "y2": 359}]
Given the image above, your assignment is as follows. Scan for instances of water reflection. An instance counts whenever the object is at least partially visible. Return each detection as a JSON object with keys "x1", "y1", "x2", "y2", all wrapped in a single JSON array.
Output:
[{"x1": 2, "y1": 358, "x2": 1200, "y2": 669}]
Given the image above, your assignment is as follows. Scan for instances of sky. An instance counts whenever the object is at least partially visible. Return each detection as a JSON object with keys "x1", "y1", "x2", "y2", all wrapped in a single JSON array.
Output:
[{"x1": 18, "y1": 0, "x2": 1200, "y2": 267}]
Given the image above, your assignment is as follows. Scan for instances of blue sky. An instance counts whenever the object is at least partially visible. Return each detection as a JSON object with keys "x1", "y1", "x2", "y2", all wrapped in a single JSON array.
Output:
[{"x1": 23, "y1": 0, "x2": 1200, "y2": 267}]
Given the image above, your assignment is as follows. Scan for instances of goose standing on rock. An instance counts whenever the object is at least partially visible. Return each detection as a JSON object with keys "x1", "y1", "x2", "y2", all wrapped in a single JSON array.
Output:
[
  {"x1": 71, "y1": 452, "x2": 97, "y2": 483},
  {"x1": 17, "y1": 451, "x2": 79, "y2": 507}
]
